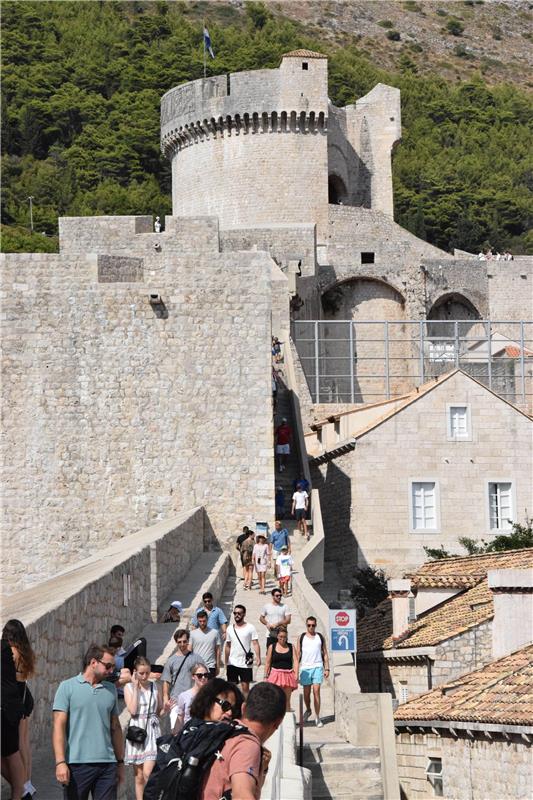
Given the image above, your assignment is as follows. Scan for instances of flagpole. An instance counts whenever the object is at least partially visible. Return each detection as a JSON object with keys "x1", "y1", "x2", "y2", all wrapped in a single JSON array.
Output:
[{"x1": 203, "y1": 21, "x2": 207, "y2": 79}]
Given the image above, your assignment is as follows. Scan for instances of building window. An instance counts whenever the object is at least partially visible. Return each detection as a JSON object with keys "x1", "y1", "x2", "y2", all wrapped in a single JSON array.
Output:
[
  {"x1": 488, "y1": 482, "x2": 513, "y2": 530},
  {"x1": 446, "y1": 404, "x2": 471, "y2": 440},
  {"x1": 426, "y1": 758, "x2": 443, "y2": 797},
  {"x1": 399, "y1": 681, "x2": 409, "y2": 704},
  {"x1": 361, "y1": 252, "x2": 375, "y2": 264},
  {"x1": 410, "y1": 481, "x2": 440, "y2": 532},
  {"x1": 302, "y1": 62, "x2": 308, "y2": 70}
]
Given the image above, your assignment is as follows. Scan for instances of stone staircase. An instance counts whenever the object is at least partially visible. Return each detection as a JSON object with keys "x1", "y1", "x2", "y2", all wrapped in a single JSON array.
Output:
[
  {"x1": 303, "y1": 742, "x2": 383, "y2": 800},
  {"x1": 273, "y1": 364, "x2": 306, "y2": 521}
]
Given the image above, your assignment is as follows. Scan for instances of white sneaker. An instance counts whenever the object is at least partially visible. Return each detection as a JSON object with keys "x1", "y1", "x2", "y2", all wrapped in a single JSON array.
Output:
[
  {"x1": 303, "y1": 709, "x2": 312, "y2": 722},
  {"x1": 315, "y1": 717, "x2": 324, "y2": 727}
]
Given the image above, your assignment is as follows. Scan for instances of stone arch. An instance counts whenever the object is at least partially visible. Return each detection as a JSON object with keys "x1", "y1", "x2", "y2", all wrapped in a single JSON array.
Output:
[
  {"x1": 319, "y1": 277, "x2": 408, "y2": 402},
  {"x1": 328, "y1": 174, "x2": 348, "y2": 205},
  {"x1": 427, "y1": 292, "x2": 482, "y2": 338}
]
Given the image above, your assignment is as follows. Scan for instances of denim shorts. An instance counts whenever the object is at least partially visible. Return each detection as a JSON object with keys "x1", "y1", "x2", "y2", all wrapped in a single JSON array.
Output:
[{"x1": 299, "y1": 666, "x2": 324, "y2": 686}]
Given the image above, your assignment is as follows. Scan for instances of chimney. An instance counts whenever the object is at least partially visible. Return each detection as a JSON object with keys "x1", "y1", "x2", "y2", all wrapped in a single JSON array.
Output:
[
  {"x1": 388, "y1": 579, "x2": 412, "y2": 641},
  {"x1": 487, "y1": 568, "x2": 533, "y2": 659}
]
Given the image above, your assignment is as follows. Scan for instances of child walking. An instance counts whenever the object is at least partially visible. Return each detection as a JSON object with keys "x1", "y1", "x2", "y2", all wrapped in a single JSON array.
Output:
[{"x1": 277, "y1": 545, "x2": 294, "y2": 596}]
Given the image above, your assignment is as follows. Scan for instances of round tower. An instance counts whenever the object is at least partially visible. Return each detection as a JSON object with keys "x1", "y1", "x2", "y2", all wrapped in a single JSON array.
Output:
[{"x1": 160, "y1": 50, "x2": 329, "y2": 234}]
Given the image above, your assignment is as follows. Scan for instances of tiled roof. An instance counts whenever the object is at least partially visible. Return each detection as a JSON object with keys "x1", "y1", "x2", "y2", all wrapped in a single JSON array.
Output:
[
  {"x1": 408, "y1": 548, "x2": 533, "y2": 589},
  {"x1": 282, "y1": 49, "x2": 327, "y2": 59},
  {"x1": 394, "y1": 644, "x2": 533, "y2": 726},
  {"x1": 358, "y1": 549, "x2": 533, "y2": 652},
  {"x1": 357, "y1": 580, "x2": 494, "y2": 652}
]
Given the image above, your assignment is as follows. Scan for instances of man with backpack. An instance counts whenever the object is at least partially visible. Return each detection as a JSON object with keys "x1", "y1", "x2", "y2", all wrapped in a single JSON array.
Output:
[
  {"x1": 295, "y1": 616, "x2": 330, "y2": 728},
  {"x1": 144, "y1": 682, "x2": 286, "y2": 800},
  {"x1": 201, "y1": 681, "x2": 286, "y2": 799}
]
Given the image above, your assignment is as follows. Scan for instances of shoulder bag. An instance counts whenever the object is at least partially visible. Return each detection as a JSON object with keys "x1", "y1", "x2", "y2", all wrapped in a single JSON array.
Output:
[
  {"x1": 232, "y1": 625, "x2": 254, "y2": 667},
  {"x1": 126, "y1": 682, "x2": 154, "y2": 744}
]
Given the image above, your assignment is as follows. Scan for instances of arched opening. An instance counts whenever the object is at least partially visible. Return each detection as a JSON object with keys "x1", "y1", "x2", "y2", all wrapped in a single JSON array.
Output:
[
  {"x1": 427, "y1": 293, "x2": 482, "y2": 338},
  {"x1": 328, "y1": 174, "x2": 348, "y2": 205},
  {"x1": 319, "y1": 278, "x2": 407, "y2": 402}
]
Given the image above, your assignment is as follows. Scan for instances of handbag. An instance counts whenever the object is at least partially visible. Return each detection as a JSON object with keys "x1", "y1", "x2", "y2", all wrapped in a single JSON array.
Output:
[
  {"x1": 126, "y1": 682, "x2": 154, "y2": 744},
  {"x1": 232, "y1": 625, "x2": 254, "y2": 667}
]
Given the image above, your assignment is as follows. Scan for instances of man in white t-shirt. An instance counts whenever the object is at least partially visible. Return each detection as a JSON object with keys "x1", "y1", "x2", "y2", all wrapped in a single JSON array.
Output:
[
  {"x1": 296, "y1": 616, "x2": 330, "y2": 728},
  {"x1": 259, "y1": 588, "x2": 291, "y2": 650},
  {"x1": 291, "y1": 484, "x2": 309, "y2": 538},
  {"x1": 225, "y1": 605, "x2": 261, "y2": 697}
]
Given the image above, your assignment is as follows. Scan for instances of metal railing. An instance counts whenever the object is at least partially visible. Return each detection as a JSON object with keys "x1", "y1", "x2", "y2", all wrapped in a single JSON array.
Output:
[{"x1": 291, "y1": 319, "x2": 533, "y2": 408}]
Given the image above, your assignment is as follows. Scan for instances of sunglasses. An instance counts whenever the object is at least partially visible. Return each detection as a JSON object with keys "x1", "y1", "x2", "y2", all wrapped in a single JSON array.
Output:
[
  {"x1": 233, "y1": 611, "x2": 243, "y2": 616},
  {"x1": 194, "y1": 672, "x2": 209, "y2": 679},
  {"x1": 98, "y1": 660, "x2": 115, "y2": 670},
  {"x1": 307, "y1": 623, "x2": 316, "y2": 628},
  {"x1": 273, "y1": 593, "x2": 282, "y2": 598},
  {"x1": 214, "y1": 697, "x2": 233, "y2": 713}
]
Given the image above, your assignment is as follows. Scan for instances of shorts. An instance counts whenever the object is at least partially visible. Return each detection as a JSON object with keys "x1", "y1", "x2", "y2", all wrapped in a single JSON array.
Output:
[
  {"x1": 300, "y1": 666, "x2": 324, "y2": 686},
  {"x1": 64, "y1": 763, "x2": 118, "y2": 800},
  {"x1": 227, "y1": 664, "x2": 253, "y2": 684},
  {"x1": 279, "y1": 575, "x2": 290, "y2": 585},
  {"x1": 1, "y1": 712, "x2": 20, "y2": 757},
  {"x1": 276, "y1": 444, "x2": 290, "y2": 454},
  {"x1": 295, "y1": 508, "x2": 306, "y2": 520}
]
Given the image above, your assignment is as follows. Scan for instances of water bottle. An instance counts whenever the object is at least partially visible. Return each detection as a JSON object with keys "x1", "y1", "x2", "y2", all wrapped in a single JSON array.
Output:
[{"x1": 177, "y1": 755, "x2": 200, "y2": 795}]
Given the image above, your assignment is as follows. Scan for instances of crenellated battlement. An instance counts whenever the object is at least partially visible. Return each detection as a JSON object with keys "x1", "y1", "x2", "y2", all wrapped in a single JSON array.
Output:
[{"x1": 161, "y1": 109, "x2": 328, "y2": 156}]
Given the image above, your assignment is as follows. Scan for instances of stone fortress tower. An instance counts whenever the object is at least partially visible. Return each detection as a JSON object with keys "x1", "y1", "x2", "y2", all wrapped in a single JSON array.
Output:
[
  {"x1": 161, "y1": 50, "x2": 400, "y2": 237},
  {"x1": 1, "y1": 51, "x2": 531, "y2": 594}
]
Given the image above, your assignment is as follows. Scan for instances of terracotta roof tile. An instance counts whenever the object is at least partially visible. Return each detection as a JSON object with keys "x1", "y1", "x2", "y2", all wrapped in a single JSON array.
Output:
[
  {"x1": 408, "y1": 548, "x2": 533, "y2": 589},
  {"x1": 357, "y1": 580, "x2": 493, "y2": 652},
  {"x1": 358, "y1": 550, "x2": 533, "y2": 652},
  {"x1": 282, "y1": 49, "x2": 327, "y2": 59},
  {"x1": 394, "y1": 644, "x2": 533, "y2": 725}
]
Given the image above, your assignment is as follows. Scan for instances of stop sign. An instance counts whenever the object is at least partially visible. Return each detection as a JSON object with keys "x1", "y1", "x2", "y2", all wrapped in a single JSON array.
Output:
[{"x1": 335, "y1": 611, "x2": 350, "y2": 626}]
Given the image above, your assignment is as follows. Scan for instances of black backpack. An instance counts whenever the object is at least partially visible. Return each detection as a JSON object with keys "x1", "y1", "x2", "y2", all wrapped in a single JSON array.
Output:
[{"x1": 143, "y1": 718, "x2": 257, "y2": 800}]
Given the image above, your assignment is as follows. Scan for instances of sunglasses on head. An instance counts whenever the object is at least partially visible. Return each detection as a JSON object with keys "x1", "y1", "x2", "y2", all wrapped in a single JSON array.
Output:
[
  {"x1": 214, "y1": 697, "x2": 233, "y2": 713},
  {"x1": 194, "y1": 672, "x2": 209, "y2": 679}
]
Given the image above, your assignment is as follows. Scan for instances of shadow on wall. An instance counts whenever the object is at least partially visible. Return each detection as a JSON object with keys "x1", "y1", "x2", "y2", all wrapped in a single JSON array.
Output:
[
  {"x1": 203, "y1": 510, "x2": 222, "y2": 551},
  {"x1": 328, "y1": 135, "x2": 372, "y2": 209},
  {"x1": 311, "y1": 460, "x2": 370, "y2": 584},
  {"x1": 357, "y1": 655, "x2": 397, "y2": 700}
]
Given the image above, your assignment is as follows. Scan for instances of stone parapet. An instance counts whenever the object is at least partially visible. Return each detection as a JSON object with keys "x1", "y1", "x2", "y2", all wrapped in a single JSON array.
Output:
[{"x1": 0, "y1": 508, "x2": 205, "y2": 748}]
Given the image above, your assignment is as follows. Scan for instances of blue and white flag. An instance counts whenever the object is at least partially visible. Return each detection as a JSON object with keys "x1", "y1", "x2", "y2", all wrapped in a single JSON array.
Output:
[{"x1": 203, "y1": 27, "x2": 215, "y2": 59}]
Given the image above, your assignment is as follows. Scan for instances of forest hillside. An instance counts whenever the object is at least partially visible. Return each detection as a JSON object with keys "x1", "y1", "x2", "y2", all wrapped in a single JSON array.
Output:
[{"x1": 2, "y1": 0, "x2": 532, "y2": 254}]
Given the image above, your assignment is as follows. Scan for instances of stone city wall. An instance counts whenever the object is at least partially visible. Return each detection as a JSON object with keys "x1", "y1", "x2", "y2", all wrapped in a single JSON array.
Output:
[
  {"x1": 1, "y1": 509, "x2": 204, "y2": 747},
  {"x1": 1, "y1": 219, "x2": 275, "y2": 591}
]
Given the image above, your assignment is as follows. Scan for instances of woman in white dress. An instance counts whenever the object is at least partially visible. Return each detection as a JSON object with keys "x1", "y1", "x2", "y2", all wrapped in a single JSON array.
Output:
[{"x1": 124, "y1": 656, "x2": 163, "y2": 800}]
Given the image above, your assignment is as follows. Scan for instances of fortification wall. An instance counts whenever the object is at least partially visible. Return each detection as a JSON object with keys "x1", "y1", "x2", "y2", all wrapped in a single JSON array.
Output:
[
  {"x1": 486, "y1": 257, "x2": 533, "y2": 328},
  {"x1": 0, "y1": 509, "x2": 204, "y2": 747},
  {"x1": 1, "y1": 218, "x2": 275, "y2": 592}
]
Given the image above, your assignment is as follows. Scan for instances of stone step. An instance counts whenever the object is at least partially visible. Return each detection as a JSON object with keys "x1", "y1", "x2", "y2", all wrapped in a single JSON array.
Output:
[
  {"x1": 310, "y1": 776, "x2": 383, "y2": 799},
  {"x1": 303, "y1": 742, "x2": 380, "y2": 764},
  {"x1": 307, "y1": 760, "x2": 381, "y2": 778}
]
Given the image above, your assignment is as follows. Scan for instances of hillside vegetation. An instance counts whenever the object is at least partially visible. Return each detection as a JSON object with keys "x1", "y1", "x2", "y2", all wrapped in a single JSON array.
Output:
[{"x1": 2, "y1": 0, "x2": 532, "y2": 254}]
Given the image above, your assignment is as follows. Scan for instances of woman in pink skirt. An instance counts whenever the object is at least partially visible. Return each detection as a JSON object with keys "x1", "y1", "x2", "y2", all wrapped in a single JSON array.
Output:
[{"x1": 264, "y1": 626, "x2": 298, "y2": 711}]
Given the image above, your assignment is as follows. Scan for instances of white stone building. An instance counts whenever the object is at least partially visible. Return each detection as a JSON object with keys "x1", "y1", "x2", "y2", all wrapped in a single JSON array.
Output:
[{"x1": 307, "y1": 369, "x2": 532, "y2": 577}]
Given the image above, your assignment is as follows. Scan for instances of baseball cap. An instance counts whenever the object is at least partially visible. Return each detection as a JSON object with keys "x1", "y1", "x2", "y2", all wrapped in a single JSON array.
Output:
[
  {"x1": 281, "y1": 545, "x2": 288, "y2": 551},
  {"x1": 170, "y1": 601, "x2": 182, "y2": 611}
]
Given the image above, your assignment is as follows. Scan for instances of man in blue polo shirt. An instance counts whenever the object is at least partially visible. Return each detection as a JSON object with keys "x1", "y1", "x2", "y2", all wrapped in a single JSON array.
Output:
[
  {"x1": 270, "y1": 520, "x2": 291, "y2": 577},
  {"x1": 190, "y1": 592, "x2": 228, "y2": 640},
  {"x1": 52, "y1": 644, "x2": 124, "y2": 800}
]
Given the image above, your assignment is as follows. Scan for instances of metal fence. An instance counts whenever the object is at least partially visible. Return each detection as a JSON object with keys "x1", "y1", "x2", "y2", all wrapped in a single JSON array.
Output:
[{"x1": 291, "y1": 319, "x2": 533, "y2": 409}]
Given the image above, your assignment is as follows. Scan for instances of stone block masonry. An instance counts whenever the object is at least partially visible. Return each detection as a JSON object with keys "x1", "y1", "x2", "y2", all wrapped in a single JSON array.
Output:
[
  {"x1": 1, "y1": 217, "x2": 275, "y2": 592},
  {"x1": 1, "y1": 508, "x2": 204, "y2": 748}
]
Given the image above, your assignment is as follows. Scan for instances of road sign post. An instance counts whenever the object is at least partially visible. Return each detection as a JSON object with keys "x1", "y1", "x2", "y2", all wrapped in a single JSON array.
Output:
[{"x1": 329, "y1": 609, "x2": 356, "y2": 653}]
